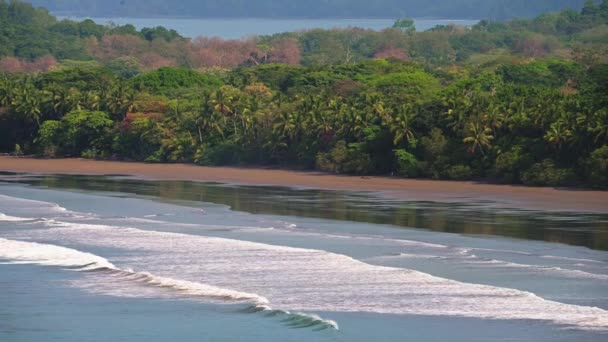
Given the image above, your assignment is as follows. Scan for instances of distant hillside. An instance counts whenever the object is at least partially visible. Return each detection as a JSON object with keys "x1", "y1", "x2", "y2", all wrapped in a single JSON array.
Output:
[{"x1": 27, "y1": 0, "x2": 590, "y2": 20}]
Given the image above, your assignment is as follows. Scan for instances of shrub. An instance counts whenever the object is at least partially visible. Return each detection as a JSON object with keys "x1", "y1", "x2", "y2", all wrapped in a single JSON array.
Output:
[
  {"x1": 196, "y1": 142, "x2": 244, "y2": 166},
  {"x1": 315, "y1": 152, "x2": 334, "y2": 173},
  {"x1": 419, "y1": 128, "x2": 448, "y2": 178},
  {"x1": 81, "y1": 148, "x2": 100, "y2": 159},
  {"x1": 445, "y1": 164, "x2": 473, "y2": 180},
  {"x1": 585, "y1": 145, "x2": 608, "y2": 189},
  {"x1": 521, "y1": 159, "x2": 575, "y2": 187},
  {"x1": 315, "y1": 141, "x2": 373, "y2": 174},
  {"x1": 12, "y1": 144, "x2": 23, "y2": 156},
  {"x1": 494, "y1": 146, "x2": 533, "y2": 183},
  {"x1": 341, "y1": 143, "x2": 373, "y2": 174},
  {"x1": 36, "y1": 120, "x2": 61, "y2": 156},
  {"x1": 394, "y1": 149, "x2": 419, "y2": 178}
]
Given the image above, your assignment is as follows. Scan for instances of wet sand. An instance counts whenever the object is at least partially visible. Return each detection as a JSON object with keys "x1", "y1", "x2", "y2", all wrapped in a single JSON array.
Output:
[{"x1": 1, "y1": 156, "x2": 607, "y2": 213}]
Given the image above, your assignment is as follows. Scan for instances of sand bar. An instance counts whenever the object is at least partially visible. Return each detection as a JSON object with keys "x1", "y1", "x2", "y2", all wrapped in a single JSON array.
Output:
[{"x1": 0, "y1": 156, "x2": 607, "y2": 213}]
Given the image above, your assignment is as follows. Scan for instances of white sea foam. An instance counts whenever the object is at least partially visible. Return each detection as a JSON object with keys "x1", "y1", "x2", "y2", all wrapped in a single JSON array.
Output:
[
  {"x1": 0, "y1": 236, "x2": 337, "y2": 330},
  {"x1": 0, "y1": 237, "x2": 115, "y2": 268},
  {"x1": 0, "y1": 213, "x2": 32, "y2": 221},
  {"x1": 540, "y1": 255, "x2": 607, "y2": 264},
  {"x1": 0, "y1": 237, "x2": 263, "y2": 303},
  {"x1": 466, "y1": 258, "x2": 608, "y2": 280},
  {"x1": 368, "y1": 253, "x2": 448, "y2": 260},
  {"x1": 1, "y1": 217, "x2": 606, "y2": 332},
  {"x1": 0, "y1": 194, "x2": 69, "y2": 212}
]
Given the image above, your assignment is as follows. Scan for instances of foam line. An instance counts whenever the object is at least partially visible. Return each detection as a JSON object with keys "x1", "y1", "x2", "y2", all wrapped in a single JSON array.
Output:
[
  {"x1": 0, "y1": 213, "x2": 32, "y2": 222},
  {"x1": 0, "y1": 237, "x2": 338, "y2": 330}
]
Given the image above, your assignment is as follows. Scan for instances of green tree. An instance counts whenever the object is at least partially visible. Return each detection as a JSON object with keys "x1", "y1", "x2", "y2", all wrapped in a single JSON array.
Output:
[
  {"x1": 61, "y1": 109, "x2": 113, "y2": 156},
  {"x1": 463, "y1": 120, "x2": 494, "y2": 155},
  {"x1": 392, "y1": 18, "x2": 416, "y2": 35}
]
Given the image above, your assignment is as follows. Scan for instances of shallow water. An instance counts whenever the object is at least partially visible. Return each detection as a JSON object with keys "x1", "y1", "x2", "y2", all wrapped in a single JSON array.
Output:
[{"x1": 1, "y1": 174, "x2": 607, "y2": 341}]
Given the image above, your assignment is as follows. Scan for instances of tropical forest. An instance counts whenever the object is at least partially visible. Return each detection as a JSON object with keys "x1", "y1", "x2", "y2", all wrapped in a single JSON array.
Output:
[{"x1": 1, "y1": 0, "x2": 608, "y2": 188}]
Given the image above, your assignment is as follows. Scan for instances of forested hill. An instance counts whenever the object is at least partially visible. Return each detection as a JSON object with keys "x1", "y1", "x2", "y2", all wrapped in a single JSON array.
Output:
[{"x1": 28, "y1": 0, "x2": 589, "y2": 20}]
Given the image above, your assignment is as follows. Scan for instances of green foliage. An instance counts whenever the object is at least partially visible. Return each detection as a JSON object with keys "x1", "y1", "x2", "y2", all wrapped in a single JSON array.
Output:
[
  {"x1": 394, "y1": 149, "x2": 419, "y2": 177},
  {"x1": 494, "y1": 146, "x2": 534, "y2": 183},
  {"x1": 2, "y1": 0, "x2": 608, "y2": 189},
  {"x1": 12, "y1": 144, "x2": 23, "y2": 156},
  {"x1": 316, "y1": 141, "x2": 373, "y2": 175},
  {"x1": 0, "y1": 1, "x2": 183, "y2": 61},
  {"x1": 112, "y1": 115, "x2": 164, "y2": 160},
  {"x1": 43, "y1": 110, "x2": 113, "y2": 156},
  {"x1": 393, "y1": 18, "x2": 416, "y2": 34},
  {"x1": 521, "y1": 159, "x2": 576, "y2": 186},
  {"x1": 38, "y1": 66, "x2": 118, "y2": 90},
  {"x1": 419, "y1": 128, "x2": 449, "y2": 179},
  {"x1": 585, "y1": 145, "x2": 608, "y2": 188},
  {"x1": 365, "y1": 70, "x2": 441, "y2": 99},
  {"x1": 106, "y1": 57, "x2": 142, "y2": 79},
  {"x1": 35, "y1": 119, "x2": 61, "y2": 156},
  {"x1": 131, "y1": 67, "x2": 223, "y2": 94},
  {"x1": 196, "y1": 142, "x2": 244, "y2": 166},
  {"x1": 140, "y1": 26, "x2": 183, "y2": 42},
  {"x1": 499, "y1": 59, "x2": 583, "y2": 87},
  {"x1": 445, "y1": 165, "x2": 474, "y2": 180}
]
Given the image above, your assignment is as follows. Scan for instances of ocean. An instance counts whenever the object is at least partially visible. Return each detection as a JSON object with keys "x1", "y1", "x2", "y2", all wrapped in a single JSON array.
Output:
[{"x1": 1, "y1": 173, "x2": 607, "y2": 341}]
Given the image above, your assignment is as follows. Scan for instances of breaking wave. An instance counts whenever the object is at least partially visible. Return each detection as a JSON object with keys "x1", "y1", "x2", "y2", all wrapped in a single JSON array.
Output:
[{"x1": 0, "y1": 237, "x2": 338, "y2": 330}]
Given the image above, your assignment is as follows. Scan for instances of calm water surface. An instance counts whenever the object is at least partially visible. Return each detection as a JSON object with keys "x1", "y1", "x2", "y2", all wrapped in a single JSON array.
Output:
[
  {"x1": 1, "y1": 173, "x2": 607, "y2": 341},
  {"x1": 56, "y1": 17, "x2": 479, "y2": 38}
]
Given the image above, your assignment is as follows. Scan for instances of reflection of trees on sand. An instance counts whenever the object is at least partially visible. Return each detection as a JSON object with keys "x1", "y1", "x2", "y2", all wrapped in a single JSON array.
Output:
[{"x1": 10, "y1": 174, "x2": 608, "y2": 251}]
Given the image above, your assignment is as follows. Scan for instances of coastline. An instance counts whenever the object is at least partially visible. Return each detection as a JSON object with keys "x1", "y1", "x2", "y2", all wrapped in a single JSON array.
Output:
[{"x1": 1, "y1": 156, "x2": 607, "y2": 213}]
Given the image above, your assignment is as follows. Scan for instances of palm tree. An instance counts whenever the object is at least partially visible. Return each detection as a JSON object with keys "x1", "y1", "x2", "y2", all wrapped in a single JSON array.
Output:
[
  {"x1": 0, "y1": 78, "x2": 15, "y2": 109},
  {"x1": 105, "y1": 84, "x2": 135, "y2": 120},
  {"x1": 273, "y1": 111, "x2": 300, "y2": 143},
  {"x1": 11, "y1": 82, "x2": 43, "y2": 128},
  {"x1": 588, "y1": 109, "x2": 608, "y2": 144},
  {"x1": 463, "y1": 119, "x2": 494, "y2": 155},
  {"x1": 84, "y1": 91, "x2": 102, "y2": 111},
  {"x1": 212, "y1": 88, "x2": 234, "y2": 115},
  {"x1": 444, "y1": 90, "x2": 473, "y2": 132},
  {"x1": 483, "y1": 103, "x2": 505, "y2": 137},
  {"x1": 195, "y1": 96, "x2": 224, "y2": 144},
  {"x1": 390, "y1": 105, "x2": 417, "y2": 146},
  {"x1": 544, "y1": 120, "x2": 573, "y2": 150}
]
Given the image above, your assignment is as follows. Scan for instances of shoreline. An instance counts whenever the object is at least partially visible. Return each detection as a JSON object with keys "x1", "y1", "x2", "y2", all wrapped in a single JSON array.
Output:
[{"x1": 1, "y1": 156, "x2": 607, "y2": 213}]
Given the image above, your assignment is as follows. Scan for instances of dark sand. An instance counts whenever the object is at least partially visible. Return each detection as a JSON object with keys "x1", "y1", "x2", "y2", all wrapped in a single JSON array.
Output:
[{"x1": 1, "y1": 156, "x2": 607, "y2": 213}]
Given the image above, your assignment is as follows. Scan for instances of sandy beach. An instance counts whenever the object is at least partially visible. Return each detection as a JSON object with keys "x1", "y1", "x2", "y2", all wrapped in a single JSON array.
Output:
[{"x1": 0, "y1": 156, "x2": 607, "y2": 213}]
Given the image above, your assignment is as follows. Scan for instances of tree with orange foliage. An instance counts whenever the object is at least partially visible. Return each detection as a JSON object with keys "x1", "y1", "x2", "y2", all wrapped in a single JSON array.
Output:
[
  {"x1": 373, "y1": 46, "x2": 411, "y2": 61},
  {"x1": 270, "y1": 38, "x2": 301, "y2": 65}
]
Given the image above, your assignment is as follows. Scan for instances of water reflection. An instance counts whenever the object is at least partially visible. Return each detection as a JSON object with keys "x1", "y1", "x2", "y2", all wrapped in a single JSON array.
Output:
[{"x1": 1, "y1": 173, "x2": 607, "y2": 251}]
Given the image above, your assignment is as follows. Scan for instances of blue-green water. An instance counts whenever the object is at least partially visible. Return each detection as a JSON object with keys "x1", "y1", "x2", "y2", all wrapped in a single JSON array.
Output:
[
  {"x1": 56, "y1": 17, "x2": 479, "y2": 39},
  {"x1": 1, "y1": 173, "x2": 608, "y2": 341}
]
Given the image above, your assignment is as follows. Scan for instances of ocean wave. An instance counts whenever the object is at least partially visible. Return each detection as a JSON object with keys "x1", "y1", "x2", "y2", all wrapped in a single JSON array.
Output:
[
  {"x1": 466, "y1": 258, "x2": 608, "y2": 280},
  {"x1": 4, "y1": 220, "x2": 608, "y2": 332},
  {"x1": 2, "y1": 196, "x2": 608, "y2": 332},
  {"x1": 0, "y1": 237, "x2": 338, "y2": 331},
  {"x1": 367, "y1": 253, "x2": 448, "y2": 260},
  {"x1": 0, "y1": 237, "x2": 115, "y2": 268},
  {"x1": 540, "y1": 255, "x2": 607, "y2": 264},
  {"x1": 0, "y1": 194, "x2": 70, "y2": 213},
  {"x1": 0, "y1": 213, "x2": 32, "y2": 221}
]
